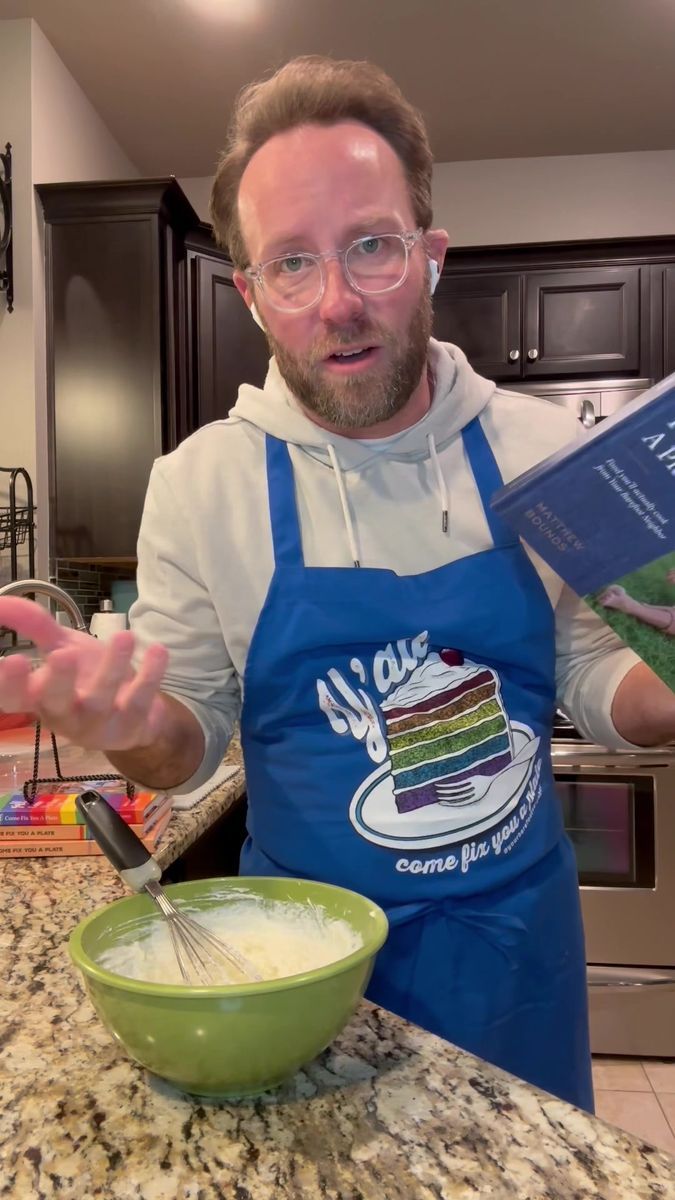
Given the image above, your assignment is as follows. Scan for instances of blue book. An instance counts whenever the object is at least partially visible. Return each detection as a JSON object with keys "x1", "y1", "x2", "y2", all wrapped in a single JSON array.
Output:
[{"x1": 491, "y1": 372, "x2": 675, "y2": 691}]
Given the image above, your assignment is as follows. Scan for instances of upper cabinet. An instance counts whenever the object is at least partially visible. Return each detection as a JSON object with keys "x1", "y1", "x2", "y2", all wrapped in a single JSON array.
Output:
[
  {"x1": 663, "y1": 266, "x2": 675, "y2": 378},
  {"x1": 37, "y1": 179, "x2": 675, "y2": 563},
  {"x1": 185, "y1": 229, "x2": 268, "y2": 427},
  {"x1": 38, "y1": 179, "x2": 198, "y2": 560},
  {"x1": 523, "y1": 266, "x2": 640, "y2": 377},
  {"x1": 432, "y1": 274, "x2": 522, "y2": 380},
  {"x1": 434, "y1": 260, "x2": 646, "y2": 381}
]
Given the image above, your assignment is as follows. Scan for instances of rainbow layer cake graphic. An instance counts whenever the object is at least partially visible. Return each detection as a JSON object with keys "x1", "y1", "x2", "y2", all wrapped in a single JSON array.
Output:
[{"x1": 381, "y1": 651, "x2": 514, "y2": 813}]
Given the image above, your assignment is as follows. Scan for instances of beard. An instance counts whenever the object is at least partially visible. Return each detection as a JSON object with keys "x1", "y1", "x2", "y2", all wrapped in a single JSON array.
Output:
[{"x1": 263, "y1": 289, "x2": 434, "y2": 430}]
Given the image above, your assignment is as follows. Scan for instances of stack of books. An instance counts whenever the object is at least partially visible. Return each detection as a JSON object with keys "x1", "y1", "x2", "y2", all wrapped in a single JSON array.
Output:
[{"x1": 0, "y1": 784, "x2": 172, "y2": 858}]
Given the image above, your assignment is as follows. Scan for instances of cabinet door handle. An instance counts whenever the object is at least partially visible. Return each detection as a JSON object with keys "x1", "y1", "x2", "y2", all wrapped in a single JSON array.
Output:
[
  {"x1": 527, "y1": 348, "x2": 539, "y2": 361},
  {"x1": 508, "y1": 349, "x2": 520, "y2": 362},
  {"x1": 579, "y1": 399, "x2": 596, "y2": 428}
]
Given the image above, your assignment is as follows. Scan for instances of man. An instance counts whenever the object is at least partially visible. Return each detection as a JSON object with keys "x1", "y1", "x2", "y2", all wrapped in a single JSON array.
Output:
[{"x1": 1, "y1": 57, "x2": 674, "y2": 1112}]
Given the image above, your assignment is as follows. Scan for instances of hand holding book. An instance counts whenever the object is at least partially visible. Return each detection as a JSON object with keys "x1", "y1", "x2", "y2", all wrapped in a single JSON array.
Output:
[{"x1": 492, "y1": 371, "x2": 675, "y2": 705}]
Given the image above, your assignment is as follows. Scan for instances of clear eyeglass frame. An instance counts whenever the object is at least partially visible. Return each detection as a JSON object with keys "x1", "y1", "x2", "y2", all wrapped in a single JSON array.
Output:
[{"x1": 244, "y1": 228, "x2": 424, "y2": 313}]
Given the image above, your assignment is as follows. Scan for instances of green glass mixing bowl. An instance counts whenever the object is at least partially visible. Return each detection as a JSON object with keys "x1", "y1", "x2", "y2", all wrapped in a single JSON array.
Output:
[{"x1": 69, "y1": 876, "x2": 388, "y2": 1098}]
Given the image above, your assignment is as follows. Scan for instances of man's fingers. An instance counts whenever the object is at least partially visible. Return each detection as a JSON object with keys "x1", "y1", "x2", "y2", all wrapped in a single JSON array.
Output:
[
  {"x1": 0, "y1": 655, "x2": 34, "y2": 712},
  {"x1": 27, "y1": 647, "x2": 78, "y2": 718},
  {"x1": 0, "y1": 598, "x2": 68, "y2": 652},
  {"x1": 116, "y1": 644, "x2": 169, "y2": 715},
  {"x1": 76, "y1": 632, "x2": 136, "y2": 713}
]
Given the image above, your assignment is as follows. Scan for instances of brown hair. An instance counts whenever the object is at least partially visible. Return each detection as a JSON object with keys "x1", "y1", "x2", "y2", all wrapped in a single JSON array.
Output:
[{"x1": 209, "y1": 55, "x2": 433, "y2": 267}]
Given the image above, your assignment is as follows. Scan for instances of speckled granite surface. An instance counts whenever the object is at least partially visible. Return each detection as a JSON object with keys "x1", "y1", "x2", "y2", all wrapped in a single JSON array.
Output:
[{"x1": 2, "y1": 739, "x2": 675, "y2": 1199}]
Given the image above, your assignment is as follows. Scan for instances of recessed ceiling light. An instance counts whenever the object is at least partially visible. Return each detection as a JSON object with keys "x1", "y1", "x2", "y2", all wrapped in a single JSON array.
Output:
[{"x1": 181, "y1": 0, "x2": 261, "y2": 21}]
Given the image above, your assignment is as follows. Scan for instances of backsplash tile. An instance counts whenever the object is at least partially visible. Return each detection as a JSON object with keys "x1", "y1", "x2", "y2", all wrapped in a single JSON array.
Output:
[
  {"x1": 52, "y1": 561, "x2": 137, "y2": 628},
  {"x1": 0, "y1": 559, "x2": 135, "y2": 651}
]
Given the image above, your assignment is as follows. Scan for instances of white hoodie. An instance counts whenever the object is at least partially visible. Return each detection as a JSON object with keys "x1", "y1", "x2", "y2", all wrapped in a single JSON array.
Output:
[{"x1": 131, "y1": 339, "x2": 640, "y2": 792}]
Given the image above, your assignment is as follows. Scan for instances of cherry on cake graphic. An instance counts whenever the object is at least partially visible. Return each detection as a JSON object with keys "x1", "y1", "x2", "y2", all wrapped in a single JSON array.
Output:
[{"x1": 380, "y1": 649, "x2": 527, "y2": 811}]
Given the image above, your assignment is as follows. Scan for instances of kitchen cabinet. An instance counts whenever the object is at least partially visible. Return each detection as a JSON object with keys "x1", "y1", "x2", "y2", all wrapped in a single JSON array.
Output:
[
  {"x1": 186, "y1": 228, "x2": 268, "y2": 427},
  {"x1": 664, "y1": 266, "x2": 675, "y2": 377},
  {"x1": 434, "y1": 262, "x2": 643, "y2": 381},
  {"x1": 432, "y1": 273, "x2": 522, "y2": 379},
  {"x1": 38, "y1": 178, "x2": 675, "y2": 565},
  {"x1": 523, "y1": 266, "x2": 639, "y2": 377},
  {"x1": 38, "y1": 179, "x2": 197, "y2": 561}
]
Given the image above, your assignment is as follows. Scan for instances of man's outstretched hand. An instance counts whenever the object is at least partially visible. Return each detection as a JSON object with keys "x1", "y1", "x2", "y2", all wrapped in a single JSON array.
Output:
[{"x1": 0, "y1": 597, "x2": 169, "y2": 752}]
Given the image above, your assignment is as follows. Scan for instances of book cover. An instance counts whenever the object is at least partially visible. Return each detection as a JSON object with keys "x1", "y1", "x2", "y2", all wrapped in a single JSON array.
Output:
[
  {"x1": 0, "y1": 783, "x2": 165, "y2": 827},
  {"x1": 0, "y1": 793, "x2": 172, "y2": 840},
  {"x1": 0, "y1": 805, "x2": 173, "y2": 858},
  {"x1": 491, "y1": 371, "x2": 675, "y2": 690}
]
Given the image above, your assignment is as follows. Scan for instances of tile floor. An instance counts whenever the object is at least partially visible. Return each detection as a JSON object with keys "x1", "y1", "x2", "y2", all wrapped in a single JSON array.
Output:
[{"x1": 592, "y1": 1057, "x2": 675, "y2": 1155}]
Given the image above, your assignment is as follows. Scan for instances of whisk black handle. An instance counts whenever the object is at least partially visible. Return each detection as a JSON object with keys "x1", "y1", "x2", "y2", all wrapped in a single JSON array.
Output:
[{"x1": 77, "y1": 790, "x2": 162, "y2": 891}]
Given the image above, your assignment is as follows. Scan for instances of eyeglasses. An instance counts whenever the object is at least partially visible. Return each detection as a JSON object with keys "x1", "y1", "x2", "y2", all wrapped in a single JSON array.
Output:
[{"x1": 244, "y1": 229, "x2": 424, "y2": 313}]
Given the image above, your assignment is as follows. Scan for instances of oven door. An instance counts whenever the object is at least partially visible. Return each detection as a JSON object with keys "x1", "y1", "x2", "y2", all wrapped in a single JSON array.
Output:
[
  {"x1": 553, "y1": 747, "x2": 675, "y2": 968},
  {"x1": 553, "y1": 745, "x2": 675, "y2": 1055}
]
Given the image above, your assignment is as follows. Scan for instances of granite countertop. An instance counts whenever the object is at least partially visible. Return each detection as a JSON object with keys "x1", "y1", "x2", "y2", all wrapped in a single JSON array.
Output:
[
  {"x1": 153, "y1": 736, "x2": 246, "y2": 869},
  {"x1": 2, "y1": 740, "x2": 675, "y2": 1198}
]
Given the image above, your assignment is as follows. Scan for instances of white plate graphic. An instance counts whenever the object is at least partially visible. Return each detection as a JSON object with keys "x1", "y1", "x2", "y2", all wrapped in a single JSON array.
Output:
[{"x1": 349, "y1": 723, "x2": 541, "y2": 850}]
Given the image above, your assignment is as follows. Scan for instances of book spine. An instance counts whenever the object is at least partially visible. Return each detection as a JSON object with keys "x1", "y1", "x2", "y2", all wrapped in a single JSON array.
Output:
[
  {"x1": 0, "y1": 795, "x2": 169, "y2": 828},
  {"x1": 0, "y1": 840, "x2": 106, "y2": 858},
  {"x1": 0, "y1": 824, "x2": 91, "y2": 841},
  {"x1": 0, "y1": 811, "x2": 170, "y2": 841},
  {"x1": 0, "y1": 818, "x2": 172, "y2": 858}
]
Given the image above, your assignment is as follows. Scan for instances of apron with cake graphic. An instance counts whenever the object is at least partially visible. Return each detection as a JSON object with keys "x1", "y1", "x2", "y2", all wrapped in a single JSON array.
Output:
[{"x1": 239, "y1": 418, "x2": 593, "y2": 1110}]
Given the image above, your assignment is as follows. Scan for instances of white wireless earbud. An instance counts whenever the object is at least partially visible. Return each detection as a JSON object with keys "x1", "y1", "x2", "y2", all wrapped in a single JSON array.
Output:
[
  {"x1": 250, "y1": 302, "x2": 266, "y2": 330},
  {"x1": 428, "y1": 259, "x2": 441, "y2": 295}
]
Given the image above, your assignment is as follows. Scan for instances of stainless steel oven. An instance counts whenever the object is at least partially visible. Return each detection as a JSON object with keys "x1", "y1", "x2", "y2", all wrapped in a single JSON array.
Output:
[{"x1": 553, "y1": 719, "x2": 675, "y2": 1056}]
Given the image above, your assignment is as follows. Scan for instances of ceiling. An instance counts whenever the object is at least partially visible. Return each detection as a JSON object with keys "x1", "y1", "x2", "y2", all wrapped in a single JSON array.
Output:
[{"x1": 2, "y1": 0, "x2": 675, "y2": 177}]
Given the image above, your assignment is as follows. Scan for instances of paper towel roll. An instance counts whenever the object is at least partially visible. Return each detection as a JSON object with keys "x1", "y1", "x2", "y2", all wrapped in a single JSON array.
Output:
[{"x1": 89, "y1": 611, "x2": 128, "y2": 640}]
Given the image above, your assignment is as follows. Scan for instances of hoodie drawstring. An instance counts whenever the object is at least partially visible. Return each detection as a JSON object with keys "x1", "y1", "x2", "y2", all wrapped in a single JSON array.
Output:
[
  {"x1": 326, "y1": 443, "x2": 361, "y2": 568},
  {"x1": 326, "y1": 434, "x2": 448, "y2": 565},
  {"x1": 427, "y1": 434, "x2": 449, "y2": 533}
]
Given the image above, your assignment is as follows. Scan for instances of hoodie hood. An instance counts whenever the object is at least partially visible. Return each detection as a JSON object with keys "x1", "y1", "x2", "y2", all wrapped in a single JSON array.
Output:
[{"x1": 229, "y1": 339, "x2": 495, "y2": 473}]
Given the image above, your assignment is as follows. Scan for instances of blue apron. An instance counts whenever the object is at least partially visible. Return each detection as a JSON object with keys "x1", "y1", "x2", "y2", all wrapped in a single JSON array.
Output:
[{"x1": 239, "y1": 418, "x2": 593, "y2": 1111}]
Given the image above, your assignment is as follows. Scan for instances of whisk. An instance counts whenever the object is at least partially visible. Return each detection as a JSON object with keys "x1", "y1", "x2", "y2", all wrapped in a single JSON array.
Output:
[{"x1": 76, "y1": 790, "x2": 262, "y2": 986}]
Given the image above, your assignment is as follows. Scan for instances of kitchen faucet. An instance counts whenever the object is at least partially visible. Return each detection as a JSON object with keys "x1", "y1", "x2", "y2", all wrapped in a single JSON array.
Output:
[
  {"x1": 0, "y1": 578, "x2": 133, "y2": 800},
  {"x1": 0, "y1": 578, "x2": 88, "y2": 632}
]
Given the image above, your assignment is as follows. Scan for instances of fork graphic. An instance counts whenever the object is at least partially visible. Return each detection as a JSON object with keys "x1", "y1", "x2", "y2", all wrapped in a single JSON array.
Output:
[{"x1": 436, "y1": 736, "x2": 541, "y2": 807}]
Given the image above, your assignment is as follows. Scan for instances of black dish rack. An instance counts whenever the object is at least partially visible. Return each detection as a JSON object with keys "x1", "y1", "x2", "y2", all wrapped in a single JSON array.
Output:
[{"x1": 0, "y1": 466, "x2": 36, "y2": 579}]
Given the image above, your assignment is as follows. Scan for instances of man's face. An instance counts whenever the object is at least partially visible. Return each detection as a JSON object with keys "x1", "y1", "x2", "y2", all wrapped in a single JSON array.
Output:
[{"x1": 234, "y1": 120, "x2": 447, "y2": 430}]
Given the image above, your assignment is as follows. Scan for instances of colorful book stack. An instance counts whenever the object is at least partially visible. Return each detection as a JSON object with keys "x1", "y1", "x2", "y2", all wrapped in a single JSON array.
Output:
[{"x1": 0, "y1": 783, "x2": 173, "y2": 858}]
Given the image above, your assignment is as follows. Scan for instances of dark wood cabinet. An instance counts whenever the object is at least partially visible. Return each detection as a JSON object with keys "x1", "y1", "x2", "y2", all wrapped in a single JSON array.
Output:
[
  {"x1": 432, "y1": 273, "x2": 522, "y2": 379},
  {"x1": 37, "y1": 178, "x2": 675, "y2": 565},
  {"x1": 186, "y1": 230, "x2": 268, "y2": 427},
  {"x1": 664, "y1": 266, "x2": 675, "y2": 378},
  {"x1": 434, "y1": 261, "x2": 644, "y2": 382},
  {"x1": 39, "y1": 179, "x2": 197, "y2": 561},
  {"x1": 523, "y1": 266, "x2": 640, "y2": 377}
]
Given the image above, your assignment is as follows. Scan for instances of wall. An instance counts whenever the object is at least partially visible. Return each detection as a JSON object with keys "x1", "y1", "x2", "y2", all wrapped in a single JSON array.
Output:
[
  {"x1": 433, "y1": 149, "x2": 675, "y2": 246},
  {"x1": 179, "y1": 175, "x2": 213, "y2": 223},
  {"x1": 0, "y1": 20, "x2": 34, "y2": 539},
  {"x1": 181, "y1": 146, "x2": 675, "y2": 246},
  {"x1": 31, "y1": 21, "x2": 137, "y2": 184}
]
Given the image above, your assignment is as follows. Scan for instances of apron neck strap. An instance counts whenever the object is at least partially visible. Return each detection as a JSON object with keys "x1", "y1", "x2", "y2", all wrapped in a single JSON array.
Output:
[
  {"x1": 265, "y1": 434, "x2": 304, "y2": 567},
  {"x1": 265, "y1": 418, "x2": 515, "y2": 567},
  {"x1": 461, "y1": 417, "x2": 516, "y2": 548}
]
